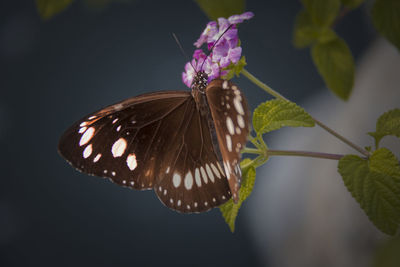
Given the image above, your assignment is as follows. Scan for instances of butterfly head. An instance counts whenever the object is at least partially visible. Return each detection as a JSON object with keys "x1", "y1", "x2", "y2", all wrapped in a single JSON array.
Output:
[{"x1": 191, "y1": 70, "x2": 208, "y2": 93}]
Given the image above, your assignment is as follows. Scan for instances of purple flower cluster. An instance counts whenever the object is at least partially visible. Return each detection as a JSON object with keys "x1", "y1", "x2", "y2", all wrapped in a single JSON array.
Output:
[{"x1": 182, "y1": 11, "x2": 254, "y2": 88}]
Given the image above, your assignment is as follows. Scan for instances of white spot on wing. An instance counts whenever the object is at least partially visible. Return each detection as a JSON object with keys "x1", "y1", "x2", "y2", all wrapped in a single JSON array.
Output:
[
  {"x1": 222, "y1": 80, "x2": 228, "y2": 89},
  {"x1": 205, "y1": 164, "x2": 215, "y2": 183},
  {"x1": 235, "y1": 126, "x2": 241, "y2": 134},
  {"x1": 88, "y1": 115, "x2": 96, "y2": 120},
  {"x1": 83, "y1": 144, "x2": 93, "y2": 158},
  {"x1": 114, "y1": 104, "x2": 123, "y2": 111},
  {"x1": 177, "y1": 200, "x2": 181, "y2": 206},
  {"x1": 112, "y1": 118, "x2": 118, "y2": 124},
  {"x1": 184, "y1": 171, "x2": 193, "y2": 190},
  {"x1": 112, "y1": 138, "x2": 127, "y2": 157},
  {"x1": 116, "y1": 125, "x2": 121, "y2": 132},
  {"x1": 234, "y1": 97, "x2": 245, "y2": 115},
  {"x1": 237, "y1": 114, "x2": 245, "y2": 128},
  {"x1": 79, "y1": 127, "x2": 95, "y2": 146},
  {"x1": 200, "y1": 167, "x2": 208, "y2": 184},
  {"x1": 173, "y1": 173, "x2": 182, "y2": 188},
  {"x1": 226, "y1": 134, "x2": 232, "y2": 152},
  {"x1": 195, "y1": 168, "x2": 202, "y2": 187},
  {"x1": 211, "y1": 163, "x2": 221, "y2": 179},
  {"x1": 79, "y1": 127, "x2": 87, "y2": 134},
  {"x1": 93, "y1": 153, "x2": 101, "y2": 162},
  {"x1": 217, "y1": 162, "x2": 224, "y2": 176},
  {"x1": 226, "y1": 117, "x2": 234, "y2": 135},
  {"x1": 126, "y1": 153, "x2": 137, "y2": 171}
]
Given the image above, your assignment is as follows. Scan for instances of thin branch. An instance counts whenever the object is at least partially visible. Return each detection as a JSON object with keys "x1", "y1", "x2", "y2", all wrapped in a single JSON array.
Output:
[
  {"x1": 267, "y1": 149, "x2": 347, "y2": 160},
  {"x1": 241, "y1": 68, "x2": 370, "y2": 157}
]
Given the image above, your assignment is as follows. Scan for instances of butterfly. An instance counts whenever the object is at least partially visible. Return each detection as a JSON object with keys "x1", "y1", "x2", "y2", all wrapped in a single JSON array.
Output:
[{"x1": 58, "y1": 29, "x2": 250, "y2": 213}]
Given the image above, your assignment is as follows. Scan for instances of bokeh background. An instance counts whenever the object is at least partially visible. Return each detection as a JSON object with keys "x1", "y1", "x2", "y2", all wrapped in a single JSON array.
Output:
[{"x1": 2, "y1": 0, "x2": 392, "y2": 266}]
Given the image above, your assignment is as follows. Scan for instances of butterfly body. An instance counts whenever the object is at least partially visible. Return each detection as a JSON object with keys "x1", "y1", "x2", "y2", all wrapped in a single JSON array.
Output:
[{"x1": 59, "y1": 71, "x2": 249, "y2": 213}]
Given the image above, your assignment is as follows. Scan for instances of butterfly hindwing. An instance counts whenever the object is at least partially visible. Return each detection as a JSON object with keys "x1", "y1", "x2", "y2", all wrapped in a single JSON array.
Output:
[
  {"x1": 154, "y1": 97, "x2": 231, "y2": 213},
  {"x1": 205, "y1": 79, "x2": 250, "y2": 202}
]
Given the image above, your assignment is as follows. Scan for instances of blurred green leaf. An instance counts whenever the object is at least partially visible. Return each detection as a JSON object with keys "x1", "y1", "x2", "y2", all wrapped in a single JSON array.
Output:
[
  {"x1": 219, "y1": 159, "x2": 256, "y2": 232},
  {"x1": 301, "y1": 0, "x2": 341, "y2": 27},
  {"x1": 368, "y1": 109, "x2": 400, "y2": 148},
  {"x1": 293, "y1": 10, "x2": 337, "y2": 48},
  {"x1": 36, "y1": 0, "x2": 74, "y2": 20},
  {"x1": 311, "y1": 36, "x2": 355, "y2": 100},
  {"x1": 341, "y1": 0, "x2": 365, "y2": 9},
  {"x1": 195, "y1": 0, "x2": 245, "y2": 20},
  {"x1": 253, "y1": 99, "x2": 315, "y2": 135},
  {"x1": 338, "y1": 148, "x2": 400, "y2": 235},
  {"x1": 373, "y1": 236, "x2": 400, "y2": 267},
  {"x1": 372, "y1": 0, "x2": 400, "y2": 52}
]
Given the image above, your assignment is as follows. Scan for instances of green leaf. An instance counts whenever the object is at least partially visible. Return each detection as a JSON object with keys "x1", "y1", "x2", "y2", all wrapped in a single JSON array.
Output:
[
  {"x1": 293, "y1": 10, "x2": 337, "y2": 49},
  {"x1": 222, "y1": 56, "x2": 247, "y2": 80},
  {"x1": 311, "y1": 36, "x2": 355, "y2": 100},
  {"x1": 252, "y1": 99, "x2": 315, "y2": 135},
  {"x1": 372, "y1": 236, "x2": 400, "y2": 267},
  {"x1": 301, "y1": 0, "x2": 341, "y2": 27},
  {"x1": 368, "y1": 109, "x2": 400, "y2": 148},
  {"x1": 341, "y1": 0, "x2": 365, "y2": 9},
  {"x1": 195, "y1": 0, "x2": 245, "y2": 20},
  {"x1": 371, "y1": 0, "x2": 400, "y2": 51},
  {"x1": 36, "y1": 0, "x2": 74, "y2": 20},
  {"x1": 219, "y1": 159, "x2": 256, "y2": 232},
  {"x1": 338, "y1": 148, "x2": 400, "y2": 235}
]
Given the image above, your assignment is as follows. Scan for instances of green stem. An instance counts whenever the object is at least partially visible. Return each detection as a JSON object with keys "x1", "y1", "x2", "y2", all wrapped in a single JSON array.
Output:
[
  {"x1": 241, "y1": 147, "x2": 262, "y2": 155},
  {"x1": 241, "y1": 68, "x2": 370, "y2": 157},
  {"x1": 268, "y1": 149, "x2": 344, "y2": 160},
  {"x1": 241, "y1": 155, "x2": 268, "y2": 170},
  {"x1": 311, "y1": 117, "x2": 369, "y2": 157}
]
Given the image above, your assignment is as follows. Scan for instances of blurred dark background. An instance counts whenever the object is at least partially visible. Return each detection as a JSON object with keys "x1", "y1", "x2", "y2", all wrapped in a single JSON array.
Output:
[{"x1": 0, "y1": 0, "x2": 373, "y2": 266}]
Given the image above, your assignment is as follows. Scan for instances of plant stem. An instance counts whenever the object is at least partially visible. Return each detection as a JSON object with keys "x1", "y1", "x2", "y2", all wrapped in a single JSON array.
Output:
[
  {"x1": 241, "y1": 155, "x2": 268, "y2": 170},
  {"x1": 241, "y1": 68, "x2": 370, "y2": 157},
  {"x1": 311, "y1": 117, "x2": 369, "y2": 157},
  {"x1": 268, "y1": 149, "x2": 345, "y2": 160},
  {"x1": 241, "y1": 147, "x2": 262, "y2": 155}
]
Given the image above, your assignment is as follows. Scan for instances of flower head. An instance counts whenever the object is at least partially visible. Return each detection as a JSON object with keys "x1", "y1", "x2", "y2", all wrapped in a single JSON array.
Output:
[{"x1": 183, "y1": 11, "x2": 254, "y2": 88}]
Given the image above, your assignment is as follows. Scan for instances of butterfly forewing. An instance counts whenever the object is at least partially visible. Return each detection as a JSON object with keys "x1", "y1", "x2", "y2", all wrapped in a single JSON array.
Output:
[
  {"x1": 206, "y1": 79, "x2": 250, "y2": 202},
  {"x1": 58, "y1": 91, "x2": 191, "y2": 190}
]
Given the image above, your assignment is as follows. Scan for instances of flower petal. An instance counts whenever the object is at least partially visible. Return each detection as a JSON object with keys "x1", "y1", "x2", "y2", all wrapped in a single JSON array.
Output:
[
  {"x1": 228, "y1": 47, "x2": 242, "y2": 63},
  {"x1": 228, "y1": 11, "x2": 254, "y2": 24}
]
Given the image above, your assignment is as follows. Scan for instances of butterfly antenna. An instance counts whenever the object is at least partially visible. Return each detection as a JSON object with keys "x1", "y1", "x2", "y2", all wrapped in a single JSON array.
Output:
[
  {"x1": 200, "y1": 24, "x2": 234, "y2": 71},
  {"x1": 172, "y1": 33, "x2": 197, "y2": 73}
]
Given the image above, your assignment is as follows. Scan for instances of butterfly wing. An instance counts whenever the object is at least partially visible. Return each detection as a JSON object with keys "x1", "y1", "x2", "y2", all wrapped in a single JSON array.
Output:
[
  {"x1": 58, "y1": 90, "x2": 232, "y2": 213},
  {"x1": 58, "y1": 91, "x2": 191, "y2": 190},
  {"x1": 205, "y1": 79, "x2": 250, "y2": 202},
  {"x1": 154, "y1": 96, "x2": 231, "y2": 213}
]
